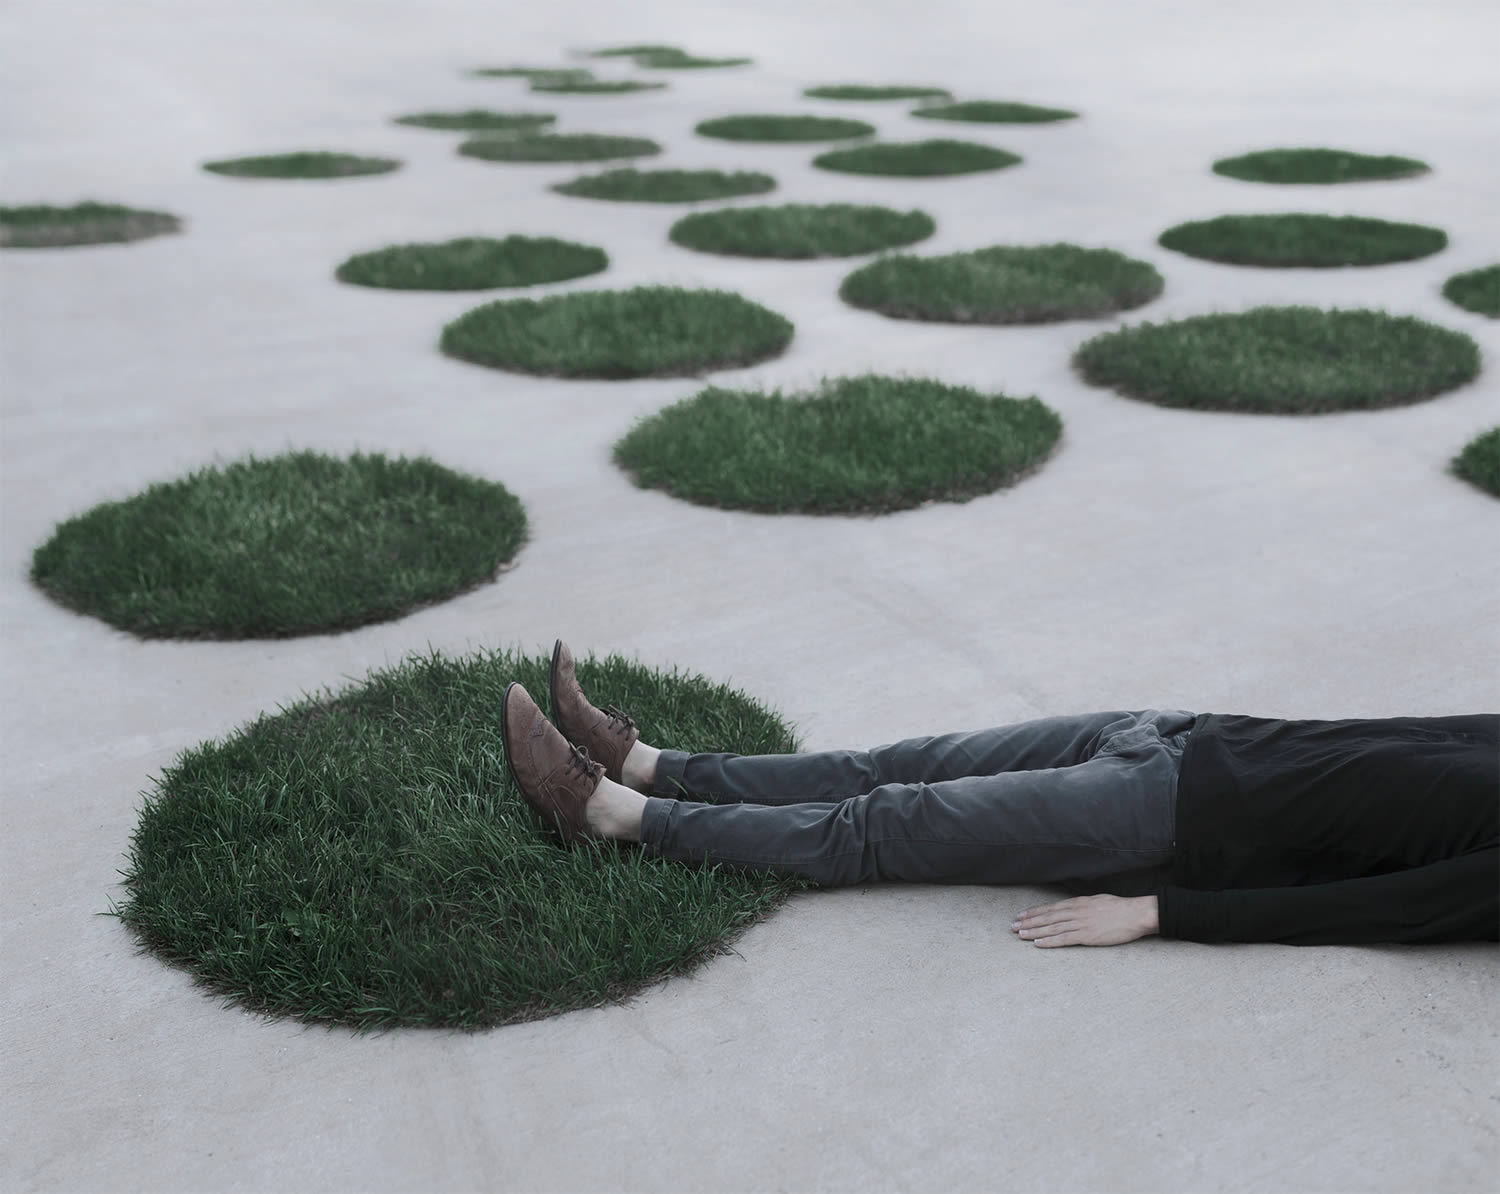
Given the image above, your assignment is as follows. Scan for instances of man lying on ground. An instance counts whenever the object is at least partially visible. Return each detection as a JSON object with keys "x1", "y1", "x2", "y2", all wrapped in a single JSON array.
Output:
[{"x1": 500, "y1": 641, "x2": 1498, "y2": 948}]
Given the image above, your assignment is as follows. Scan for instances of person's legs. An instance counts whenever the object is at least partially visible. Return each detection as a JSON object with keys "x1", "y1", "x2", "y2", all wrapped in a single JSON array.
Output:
[
  {"x1": 598, "y1": 710, "x2": 1195, "y2": 887},
  {"x1": 639, "y1": 711, "x2": 1152, "y2": 806}
]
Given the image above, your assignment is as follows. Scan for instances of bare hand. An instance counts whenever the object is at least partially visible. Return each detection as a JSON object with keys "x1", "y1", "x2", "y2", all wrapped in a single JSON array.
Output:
[{"x1": 1011, "y1": 894, "x2": 1159, "y2": 948}]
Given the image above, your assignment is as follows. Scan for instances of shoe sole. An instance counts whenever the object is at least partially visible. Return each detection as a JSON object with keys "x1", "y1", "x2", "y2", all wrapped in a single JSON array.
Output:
[
  {"x1": 548, "y1": 638, "x2": 564, "y2": 728},
  {"x1": 500, "y1": 681, "x2": 521, "y2": 794}
]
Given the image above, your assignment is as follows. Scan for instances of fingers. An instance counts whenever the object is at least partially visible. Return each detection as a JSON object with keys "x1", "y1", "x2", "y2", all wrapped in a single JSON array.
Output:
[{"x1": 1011, "y1": 897, "x2": 1093, "y2": 948}]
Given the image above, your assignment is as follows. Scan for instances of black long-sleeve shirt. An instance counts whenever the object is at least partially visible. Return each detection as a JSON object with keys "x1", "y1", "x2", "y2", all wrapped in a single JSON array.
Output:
[{"x1": 1157, "y1": 713, "x2": 1498, "y2": 945}]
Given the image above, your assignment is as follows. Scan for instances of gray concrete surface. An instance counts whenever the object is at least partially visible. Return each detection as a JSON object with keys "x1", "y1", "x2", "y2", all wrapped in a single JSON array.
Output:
[{"x1": 3, "y1": 1, "x2": 1498, "y2": 1190}]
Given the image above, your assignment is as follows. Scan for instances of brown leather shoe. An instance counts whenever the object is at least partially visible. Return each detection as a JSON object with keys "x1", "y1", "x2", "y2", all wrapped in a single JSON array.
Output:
[
  {"x1": 501, "y1": 682, "x2": 603, "y2": 846},
  {"x1": 549, "y1": 639, "x2": 640, "y2": 786}
]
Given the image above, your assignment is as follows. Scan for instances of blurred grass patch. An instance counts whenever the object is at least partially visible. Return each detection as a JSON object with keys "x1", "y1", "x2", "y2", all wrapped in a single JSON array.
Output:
[
  {"x1": 31, "y1": 452, "x2": 526, "y2": 638},
  {"x1": 441, "y1": 285, "x2": 793, "y2": 378},
  {"x1": 614, "y1": 375, "x2": 1063, "y2": 514},
  {"x1": 1074, "y1": 307, "x2": 1480, "y2": 414}
]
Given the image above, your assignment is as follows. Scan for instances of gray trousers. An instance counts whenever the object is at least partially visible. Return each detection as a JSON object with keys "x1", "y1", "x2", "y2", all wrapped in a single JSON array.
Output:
[{"x1": 638, "y1": 709, "x2": 1195, "y2": 887}]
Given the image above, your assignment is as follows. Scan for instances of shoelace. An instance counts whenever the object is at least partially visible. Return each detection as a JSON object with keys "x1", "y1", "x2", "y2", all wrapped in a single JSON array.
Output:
[
  {"x1": 565, "y1": 743, "x2": 598, "y2": 779},
  {"x1": 602, "y1": 705, "x2": 636, "y2": 732}
]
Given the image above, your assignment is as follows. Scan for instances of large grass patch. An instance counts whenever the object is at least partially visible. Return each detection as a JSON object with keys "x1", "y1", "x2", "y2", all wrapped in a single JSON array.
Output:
[
  {"x1": 202, "y1": 152, "x2": 401, "y2": 179},
  {"x1": 1451, "y1": 427, "x2": 1500, "y2": 498},
  {"x1": 553, "y1": 168, "x2": 776, "y2": 203},
  {"x1": 670, "y1": 203, "x2": 934, "y2": 259},
  {"x1": 394, "y1": 110, "x2": 555, "y2": 132},
  {"x1": 804, "y1": 84, "x2": 950, "y2": 101},
  {"x1": 336, "y1": 236, "x2": 607, "y2": 291},
  {"x1": 459, "y1": 133, "x2": 660, "y2": 163},
  {"x1": 1074, "y1": 307, "x2": 1481, "y2": 414},
  {"x1": 440, "y1": 286, "x2": 793, "y2": 378},
  {"x1": 1443, "y1": 265, "x2": 1500, "y2": 317},
  {"x1": 31, "y1": 452, "x2": 526, "y2": 639},
  {"x1": 840, "y1": 244, "x2": 1162, "y2": 323},
  {"x1": 813, "y1": 139, "x2": 1020, "y2": 177},
  {"x1": 1158, "y1": 213, "x2": 1447, "y2": 268},
  {"x1": 1212, "y1": 148, "x2": 1430, "y2": 184},
  {"x1": 912, "y1": 100, "x2": 1077, "y2": 124},
  {"x1": 113, "y1": 647, "x2": 808, "y2": 1029},
  {"x1": 615, "y1": 375, "x2": 1062, "y2": 514},
  {"x1": 1, "y1": 201, "x2": 181, "y2": 248},
  {"x1": 696, "y1": 115, "x2": 874, "y2": 142}
]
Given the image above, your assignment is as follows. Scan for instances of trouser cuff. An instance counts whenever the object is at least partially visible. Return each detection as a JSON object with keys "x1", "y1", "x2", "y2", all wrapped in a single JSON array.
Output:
[
  {"x1": 650, "y1": 749, "x2": 692, "y2": 797},
  {"x1": 639, "y1": 796, "x2": 676, "y2": 852}
]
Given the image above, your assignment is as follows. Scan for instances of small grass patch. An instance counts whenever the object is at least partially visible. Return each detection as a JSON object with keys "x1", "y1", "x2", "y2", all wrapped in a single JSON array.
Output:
[
  {"x1": 840, "y1": 243, "x2": 1162, "y2": 323},
  {"x1": 1212, "y1": 148, "x2": 1430, "y2": 184},
  {"x1": 696, "y1": 114, "x2": 874, "y2": 142},
  {"x1": 634, "y1": 49, "x2": 752, "y2": 69},
  {"x1": 1159, "y1": 213, "x2": 1447, "y2": 268},
  {"x1": 912, "y1": 100, "x2": 1078, "y2": 124},
  {"x1": 202, "y1": 152, "x2": 401, "y2": 179},
  {"x1": 30, "y1": 452, "x2": 526, "y2": 639},
  {"x1": 0, "y1": 201, "x2": 181, "y2": 248},
  {"x1": 590, "y1": 44, "x2": 683, "y2": 57},
  {"x1": 440, "y1": 286, "x2": 793, "y2": 378},
  {"x1": 590, "y1": 45, "x2": 752, "y2": 69},
  {"x1": 112, "y1": 646, "x2": 809, "y2": 1029},
  {"x1": 1451, "y1": 427, "x2": 1500, "y2": 497},
  {"x1": 336, "y1": 236, "x2": 607, "y2": 291},
  {"x1": 1073, "y1": 307, "x2": 1481, "y2": 414},
  {"x1": 614, "y1": 375, "x2": 1062, "y2": 514},
  {"x1": 553, "y1": 167, "x2": 775, "y2": 203},
  {"x1": 394, "y1": 110, "x2": 555, "y2": 133},
  {"x1": 458, "y1": 132, "x2": 660, "y2": 163},
  {"x1": 669, "y1": 203, "x2": 934, "y2": 258},
  {"x1": 804, "y1": 85, "x2": 950, "y2": 101},
  {"x1": 1443, "y1": 265, "x2": 1500, "y2": 317},
  {"x1": 530, "y1": 78, "x2": 666, "y2": 95},
  {"x1": 471, "y1": 66, "x2": 594, "y2": 82},
  {"x1": 813, "y1": 139, "x2": 1020, "y2": 177}
]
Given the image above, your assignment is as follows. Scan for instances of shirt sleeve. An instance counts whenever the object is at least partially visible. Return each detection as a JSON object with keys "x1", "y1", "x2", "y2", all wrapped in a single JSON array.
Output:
[{"x1": 1157, "y1": 847, "x2": 1499, "y2": 945}]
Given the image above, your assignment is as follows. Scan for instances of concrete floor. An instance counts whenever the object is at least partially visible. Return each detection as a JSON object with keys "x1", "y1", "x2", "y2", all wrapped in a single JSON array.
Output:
[{"x1": 3, "y1": 1, "x2": 1498, "y2": 1190}]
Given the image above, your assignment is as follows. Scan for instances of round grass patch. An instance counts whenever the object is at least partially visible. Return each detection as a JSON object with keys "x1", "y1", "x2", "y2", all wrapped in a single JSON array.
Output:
[
  {"x1": 590, "y1": 44, "x2": 683, "y2": 57},
  {"x1": 530, "y1": 79, "x2": 666, "y2": 95},
  {"x1": 634, "y1": 49, "x2": 752, "y2": 69},
  {"x1": 335, "y1": 236, "x2": 607, "y2": 291},
  {"x1": 440, "y1": 286, "x2": 793, "y2": 378},
  {"x1": 471, "y1": 66, "x2": 594, "y2": 82},
  {"x1": 696, "y1": 115, "x2": 873, "y2": 142},
  {"x1": 0, "y1": 201, "x2": 181, "y2": 249},
  {"x1": 669, "y1": 203, "x2": 934, "y2": 259},
  {"x1": 1451, "y1": 427, "x2": 1500, "y2": 498},
  {"x1": 1158, "y1": 213, "x2": 1447, "y2": 268},
  {"x1": 553, "y1": 167, "x2": 776, "y2": 203},
  {"x1": 30, "y1": 452, "x2": 526, "y2": 639},
  {"x1": 394, "y1": 110, "x2": 555, "y2": 133},
  {"x1": 614, "y1": 375, "x2": 1062, "y2": 514},
  {"x1": 804, "y1": 85, "x2": 950, "y2": 101},
  {"x1": 113, "y1": 647, "x2": 808, "y2": 1029},
  {"x1": 1443, "y1": 265, "x2": 1500, "y2": 318},
  {"x1": 912, "y1": 100, "x2": 1078, "y2": 124},
  {"x1": 840, "y1": 243, "x2": 1162, "y2": 324},
  {"x1": 813, "y1": 139, "x2": 1020, "y2": 177},
  {"x1": 1073, "y1": 307, "x2": 1481, "y2": 414},
  {"x1": 1212, "y1": 148, "x2": 1430, "y2": 184},
  {"x1": 458, "y1": 132, "x2": 660, "y2": 163},
  {"x1": 202, "y1": 152, "x2": 401, "y2": 179}
]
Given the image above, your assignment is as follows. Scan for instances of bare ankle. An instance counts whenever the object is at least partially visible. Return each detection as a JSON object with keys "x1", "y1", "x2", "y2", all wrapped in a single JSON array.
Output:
[
  {"x1": 621, "y1": 741, "x2": 661, "y2": 793},
  {"x1": 585, "y1": 778, "x2": 646, "y2": 842}
]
